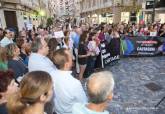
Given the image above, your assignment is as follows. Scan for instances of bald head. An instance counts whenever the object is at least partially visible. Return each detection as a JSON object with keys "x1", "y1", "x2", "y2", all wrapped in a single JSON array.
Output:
[{"x1": 87, "y1": 71, "x2": 114, "y2": 104}]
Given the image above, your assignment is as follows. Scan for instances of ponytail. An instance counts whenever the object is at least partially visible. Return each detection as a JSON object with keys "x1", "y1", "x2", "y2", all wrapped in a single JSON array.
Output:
[
  {"x1": 7, "y1": 92, "x2": 26, "y2": 114},
  {"x1": 7, "y1": 71, "x2": 53, "y2": 114}
]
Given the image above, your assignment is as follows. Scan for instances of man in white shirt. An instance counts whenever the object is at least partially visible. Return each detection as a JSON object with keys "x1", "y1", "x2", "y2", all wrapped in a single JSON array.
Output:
[
  {"x1": 28, "y1": 37, "x2": 56, "y2": 72},
  {"x1": 28, "y1": 37, "x2": 56, "y2": 114},
  {"x1": 72, "y1": 71, "x2": 115, "y2": 114},
  {"x1": 0, "y1": 29, "x2": 13, "y2": 47},
  {"x1": 50, "y1": 48, "x2": 87, "y2": 114}
]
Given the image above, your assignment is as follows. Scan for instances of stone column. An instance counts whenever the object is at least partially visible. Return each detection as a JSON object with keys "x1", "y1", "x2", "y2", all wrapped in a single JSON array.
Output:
[
  {"x1": 16, "y1": 10, "x2": 25, "y2": 31},
  {"x1": 0, "y1": 9, "x2": 6, "y2": 28}
]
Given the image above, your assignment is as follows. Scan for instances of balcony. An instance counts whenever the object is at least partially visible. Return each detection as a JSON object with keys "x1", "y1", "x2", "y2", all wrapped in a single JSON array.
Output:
[
  {"x1": 1, "y1": 0, "x2": 20, "y2": 4},
  {"x1": 81, "y1": 1, "x2": 113, "y2": 13},
  {"x1": 20, "y1": 0, "x2": 40, "y2": 11},
  {"x1": 20, "y1": 0, "x2": 32, "y2": 7}
]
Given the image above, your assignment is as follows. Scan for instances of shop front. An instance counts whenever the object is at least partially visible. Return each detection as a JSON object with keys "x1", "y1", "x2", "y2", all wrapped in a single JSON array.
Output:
[
  {"x1": 121, "y1": 12, "x2": 130, "y2": 23},
  {"x1": 98, "y1": 13, "x2": 113, "y2": 24},
  {"x1": 144, "y1": 9, "x2": 165, "y2": 23}
]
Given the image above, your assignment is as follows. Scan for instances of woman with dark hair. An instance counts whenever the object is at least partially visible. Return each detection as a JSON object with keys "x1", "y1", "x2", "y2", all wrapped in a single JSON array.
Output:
[
  {"x1": 78, "y1": 32, "x2": 90, "y2": 80},
  {"x1": 0, "y1": 70, "x2": 18, "y2": 114},
  {"x1": 127, "y1": 26, "x2": 134, "y2": 36},
  {"x1": 149, "y1": 24, "x2": 158, "y2": 36},
  {"x1": 64, "y1": 30, "x2": 70, "y2": 37},
  {"x1": 48, "y1": 38, "x2": 59, "y2": 61},
  {"x1": 16, "y1": 38, "x2": 30, "y2": 65},
  {"x1": 6, "y1": 43, "x2": 28, "y2": 80},
  {"x1": 7, "y1": 71, "x2": 53, "y2": 114},
  {"x1": 98, "y1": 27, "x2": 105, "y2": 42}
]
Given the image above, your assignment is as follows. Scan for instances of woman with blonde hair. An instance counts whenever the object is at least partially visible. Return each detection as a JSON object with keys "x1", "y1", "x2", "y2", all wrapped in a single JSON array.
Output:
[
  {"x1": 6, "y1": 43, "x2": 28, "y2": 80},
  {"x1": 7, "y1": 71, "x2": 53, "y2": 114}
]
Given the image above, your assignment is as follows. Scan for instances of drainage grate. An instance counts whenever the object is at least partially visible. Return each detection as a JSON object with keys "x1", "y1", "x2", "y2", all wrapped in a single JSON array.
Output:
[{"x1": 145, "y1": 82, "x2": 162, "y2": 92}]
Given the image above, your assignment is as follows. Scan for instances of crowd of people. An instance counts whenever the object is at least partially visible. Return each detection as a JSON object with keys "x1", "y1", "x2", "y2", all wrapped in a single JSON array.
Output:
[{"x1": 0, "y1": 21, "x2": 165, "y2": 114}]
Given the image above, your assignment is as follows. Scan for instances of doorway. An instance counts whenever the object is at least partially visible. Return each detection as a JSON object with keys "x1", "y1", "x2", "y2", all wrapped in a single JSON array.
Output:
[{"x1": 4, "y1": 10, "x2": 18, "y2": 29}]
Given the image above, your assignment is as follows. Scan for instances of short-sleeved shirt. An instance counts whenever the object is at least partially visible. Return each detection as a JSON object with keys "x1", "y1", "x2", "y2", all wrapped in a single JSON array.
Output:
[{"x1": 72, "y1": 103, "x2": 109, "y2": 114}]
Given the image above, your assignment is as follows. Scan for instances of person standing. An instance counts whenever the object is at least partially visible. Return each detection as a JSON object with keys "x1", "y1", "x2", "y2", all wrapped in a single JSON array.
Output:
[
  {"x1": 7, "y1": 71, "x2": 53, "y2": 114},
  {"x1": 72, "y1": 71, "x2": 115, "y2": 114},
  {"x1": 28, "y1": 37, "x2": 56, "y2": 114},
  {"x1": 6, "y1": 43, "x2": 28, "y2": 80},
  {"x1": 51, "y1": 48, "x2": 87, "y2": 114},
  {"x1": 72, "y1": 27, "x2": 83, "y2": 74},
  {"x1": 98, "y1": 27, "x2": 105, "y2": 42},
  {"x1": 78, "y1": 32, "x2": 90, "y2": 80},
  {"x1": 28, "y1": 37, "x2": 56, "y2": 72},
  {"x1": 0, "y1": 29, "x2": 13, "y2": 47},
  {"x1": 0, "y1": 70, "x2": 18, "y2": 114}
]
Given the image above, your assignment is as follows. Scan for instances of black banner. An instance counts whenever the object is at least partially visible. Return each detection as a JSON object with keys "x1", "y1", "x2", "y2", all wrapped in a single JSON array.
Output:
[
  {"x1": 121, "y1": 36, "x2": 165, "y2": 56},
  {"x1": 95, "y1": 36, "x2": 165, "y2": 68},
  {"x1": 100, "y1": 39, "x2": 120, "y2": 68}
]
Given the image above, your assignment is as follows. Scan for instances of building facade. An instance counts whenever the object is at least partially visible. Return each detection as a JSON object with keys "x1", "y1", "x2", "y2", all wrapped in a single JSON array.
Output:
[
  {"x1": 48, "y1": 0, "x2": 60, "y2": 18},
  {"x1": 0, "y1": 0, "x2": 49, "y2": 31},
  {"x1": 53, "y1": 0, "x2": 76, "y2": 17},
  {"x1": 143, "y1": 0, "x2": 165, "y2": 23},
  {"x1": 80, "y1": 0, "x2": 144, "y2": 24},
  {"x1": 49, "y1": 0, "x2": 80, "y2": 26}
]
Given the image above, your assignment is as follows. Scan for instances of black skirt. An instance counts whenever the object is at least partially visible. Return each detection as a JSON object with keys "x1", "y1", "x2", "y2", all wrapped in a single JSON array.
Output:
[{"x1": 78, "y1": 57, "x2": 87, "y2": 65}]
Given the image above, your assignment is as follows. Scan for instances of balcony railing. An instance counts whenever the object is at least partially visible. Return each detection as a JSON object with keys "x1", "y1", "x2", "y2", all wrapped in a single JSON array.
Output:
[
  {"x1": 1, "y1": 0, "x2": 20, "y2": 4},
  {"x1": 20, "y1": 0, "x2": 40, "y2": 10},
  {"x1": 81, "y1": 1, "x2": 112, "y2": 13},
  {"x1": 20, "y1": 0, "x2": 32, "y2": 7}
]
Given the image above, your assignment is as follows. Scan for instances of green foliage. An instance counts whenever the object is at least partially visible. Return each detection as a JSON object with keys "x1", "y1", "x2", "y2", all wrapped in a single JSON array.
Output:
[
  {"x1": 38, "y1": 24, "x2": 43, "y2": 28},
  {"x1": 46, "y1": 17, "x2": 53, "y2": 27}
]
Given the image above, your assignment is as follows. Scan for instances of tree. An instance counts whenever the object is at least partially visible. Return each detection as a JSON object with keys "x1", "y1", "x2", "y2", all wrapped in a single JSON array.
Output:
[{"x1": 46, "y1": 17, "x2": 53, "y2": 27}]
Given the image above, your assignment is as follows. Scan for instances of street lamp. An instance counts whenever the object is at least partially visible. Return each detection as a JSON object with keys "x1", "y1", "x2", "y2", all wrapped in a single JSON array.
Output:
[
  {"x1": 39, "y1": 10, "x2": 46, "y2": 27},
  {"x1": 39, "y1": 10, "x2": 46, "y2": 17}
]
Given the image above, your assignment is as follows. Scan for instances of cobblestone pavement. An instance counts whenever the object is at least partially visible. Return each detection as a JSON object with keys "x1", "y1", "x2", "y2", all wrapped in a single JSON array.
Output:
[
  {"x1": 83, "y1": 56, "x2": 165, "y2": 114},
  {"x1": 106, "y1": 56, "x2": 165, "y2": 114}
]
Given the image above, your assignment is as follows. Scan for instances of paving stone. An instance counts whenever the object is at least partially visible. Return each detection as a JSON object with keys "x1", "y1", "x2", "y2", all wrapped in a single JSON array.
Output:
[{"x1": 83, "y1": 56, "x2": 165, "y2": 114}]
